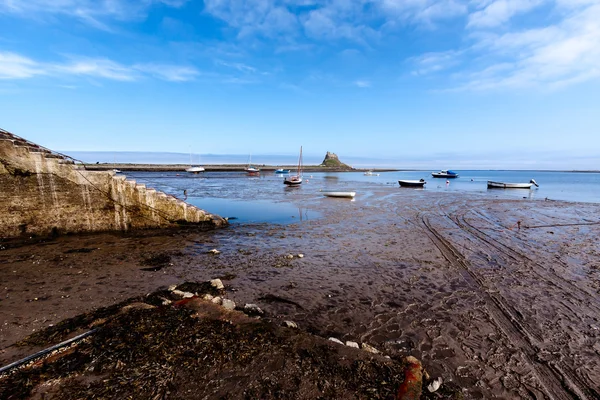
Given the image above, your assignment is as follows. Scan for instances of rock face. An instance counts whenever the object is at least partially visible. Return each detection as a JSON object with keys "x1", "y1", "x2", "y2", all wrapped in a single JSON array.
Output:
[
  {"x1": 320, "y1": 151, "x2": 352, "y2": 169},
  {"x1": 0, "y1": 128, "x2": 227, "y2": 238}
]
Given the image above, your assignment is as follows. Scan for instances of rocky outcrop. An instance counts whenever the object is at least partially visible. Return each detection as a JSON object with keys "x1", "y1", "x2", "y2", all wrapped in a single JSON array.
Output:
[
  {"x1": 320, "y1": 151, "x2": 352, "y2": 169},
  {"x1": 0, "y1": 128, "x2": 226, "y2": 238}
]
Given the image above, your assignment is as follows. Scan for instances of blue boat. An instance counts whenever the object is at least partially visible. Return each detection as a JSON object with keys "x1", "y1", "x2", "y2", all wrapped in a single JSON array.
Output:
[
  {"x1": 431, "y1": 170, "x2": 459, "y2": 178},
  {"x1": 275, "y1": 169, "x2": 290, "y2": 174}
]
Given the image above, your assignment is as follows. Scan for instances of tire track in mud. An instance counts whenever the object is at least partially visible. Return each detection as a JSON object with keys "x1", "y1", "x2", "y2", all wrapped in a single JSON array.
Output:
[
  {"x1": 456, "y1": 209, "x2": 600, "y2": 311},
  {"x1": 420, "y1": 213, "x2": 593, "y2": 400},
  {"x1": 448, "y1": 210, "x2": 600, "y2": 399}
]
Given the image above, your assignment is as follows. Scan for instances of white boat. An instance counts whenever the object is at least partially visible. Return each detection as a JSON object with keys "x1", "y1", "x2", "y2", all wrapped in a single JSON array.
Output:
[
  {"x1": 186, "y1": 166, "x2": 205, "y2": 174},
  {"x1": 186, "y1": 150, "x2": 205, "y2": 174},
  {"x1": 321, "y1": 190, "x2": 356, "y2": 198},
  {"x1": 487, "y1": 179, "x2": 539, "y2": 189},
  {"x1": 364, "y1": 171, "x2": 380, "y2": 176},
  {"x1": 113, "y1": 169, "x2": 121, "y2": 173},
  {"x1": 431, "y1": 170, "x2": 458, "y2": 178},
  {"x1": 284, "y1": 146, "x2": 303, "y2": 186},
  {"x1": 245, "y1": 154, "x2": 260, "y2": 174},
  {"x1": 398, "y1": 179, "x2": 426, "y2": 187}
]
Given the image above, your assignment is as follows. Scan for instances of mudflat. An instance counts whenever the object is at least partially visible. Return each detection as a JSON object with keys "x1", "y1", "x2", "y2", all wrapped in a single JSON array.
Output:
[{"x1": 1, "y1": 190, "x2": 599, "y2": 399}]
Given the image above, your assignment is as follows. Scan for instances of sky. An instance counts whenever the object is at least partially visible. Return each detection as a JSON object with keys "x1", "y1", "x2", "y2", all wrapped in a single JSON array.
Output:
[{"x1": 1, "y1": 0, "x2": 599, "y2": 169}]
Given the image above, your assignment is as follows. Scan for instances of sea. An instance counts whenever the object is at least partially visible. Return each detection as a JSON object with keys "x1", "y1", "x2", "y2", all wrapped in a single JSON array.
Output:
[{"x1": 125, "y1": 170, "x2": 600, "y2": 224}]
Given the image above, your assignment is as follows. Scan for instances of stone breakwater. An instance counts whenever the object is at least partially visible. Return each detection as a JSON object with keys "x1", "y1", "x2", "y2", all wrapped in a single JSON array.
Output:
[{"x1": 0, "y1": 129, "x2": 226, "y2": 238}]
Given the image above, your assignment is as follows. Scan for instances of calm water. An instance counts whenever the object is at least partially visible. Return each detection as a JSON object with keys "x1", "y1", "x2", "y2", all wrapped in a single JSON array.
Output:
[{"x1": 126, "y1": 170, "x2": 600, "y2": 223}]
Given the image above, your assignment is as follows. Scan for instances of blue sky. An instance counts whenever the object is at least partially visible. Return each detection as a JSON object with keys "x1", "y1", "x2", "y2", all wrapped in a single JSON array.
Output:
[{"x1": 1, "y1": 0, "x2": 599, "y2": 169}]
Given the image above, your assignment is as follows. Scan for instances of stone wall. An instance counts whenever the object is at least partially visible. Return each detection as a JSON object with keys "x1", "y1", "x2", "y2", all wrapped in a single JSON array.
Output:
[{"x1": 0, "y1": 129, "x2": 226, "y2": 238}]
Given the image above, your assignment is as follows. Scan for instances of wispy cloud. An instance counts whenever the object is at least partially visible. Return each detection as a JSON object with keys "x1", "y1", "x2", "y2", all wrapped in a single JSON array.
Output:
[
  {"x1": 0, "y1": 0, "x2": 190, "y2": 30},
  {"x1": 353, "y1": 80, "x2": 371, "y2": 88},
  {"x1": 0, "y1": 51, "x2": 199, "y2": 82},
  {"x1": 467, "y1": 0, "x2": 545, "y2": 29},
  {"x1": 406, "y1": 1, "x2": 600, "y2": 91}
]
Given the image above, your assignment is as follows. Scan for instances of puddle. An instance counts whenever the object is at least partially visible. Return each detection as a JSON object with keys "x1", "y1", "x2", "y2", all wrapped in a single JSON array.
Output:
[{"x1": 188, "y1": 197, "x2": 320, "y2": 224}]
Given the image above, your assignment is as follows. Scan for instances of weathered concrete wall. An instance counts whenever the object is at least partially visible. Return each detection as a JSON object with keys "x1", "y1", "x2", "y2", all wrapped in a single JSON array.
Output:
[{"x1": 0, "y1": 131, "x2": 226, "y2": 238}]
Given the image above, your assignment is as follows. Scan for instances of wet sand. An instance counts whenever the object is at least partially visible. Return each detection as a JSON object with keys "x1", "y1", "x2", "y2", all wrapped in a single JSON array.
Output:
[{"x1": 1, "y1": 190, "x2": 600, "y2": 398}]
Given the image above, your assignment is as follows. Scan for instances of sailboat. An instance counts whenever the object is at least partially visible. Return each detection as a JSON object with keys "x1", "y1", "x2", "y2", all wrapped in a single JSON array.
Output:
[
  {"x1": 244, "y1": 154, "x2": 260, "y2": 174},
  {"x1": 284, "y1": 146, "x2": 303, "y2": 185},
  {"x1": 186, "y1": 151, "x2": 205, "y2": 174}
]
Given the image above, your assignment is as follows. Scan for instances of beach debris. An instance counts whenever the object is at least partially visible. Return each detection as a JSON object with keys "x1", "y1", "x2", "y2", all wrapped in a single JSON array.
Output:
[
  {"x1": 171, "y1": 290, "x2": 186, "y2": 298},
  {"x1": 120, "y1": 303, "x2": 156, "y2": 313},
  {"x1": 168, "y1": 284, "x2": 177, "y2": 291},
  {"x1": 210, "y1": 279, "x2": 225, "y2": 290},
  {"x1": 427, "y1": 377, "x2": 443, "y2": 393},
  {"x1": 283, "y1": 321, "x2": 298, "y2": 329},
  {"x1": 328, "y1": 337, "x2": 344, "y2": 345},
  {"x1": 208, "y1": 249, "x2": 221, "y2": 255},
  {"x1": 361, "y1": 343, "x2": 380, "y2": 354},
  {"x1": 346, "y1": 341, "x2": 359, "y2": 349},
  {"x1": 222, "y1": 299, "x2": 236, "y2": 310},
  {"x1": 244, "y1": 304, "x2": 264, "y2": 315},
  {"x1": 396, "y1": 356, "x2": 423, "y2": 400},
  {"x1": 297, "y1": 254, "x2": 304, "y2": 258},
  {"x1": 160, "y1": 297, "x2": 172, "y2": 306},
  {"x1": 182, "y1": 292, "x2": 194, "y2": 299}
]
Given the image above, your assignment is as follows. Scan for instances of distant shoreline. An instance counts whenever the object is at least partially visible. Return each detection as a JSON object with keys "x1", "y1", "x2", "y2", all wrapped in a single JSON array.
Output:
[
  {"x1": 82, "y1": 163, "x2": 600, "y2": 173},
  {"x1": 83, "y1": 163, "x2": 402, "y2": 173}
]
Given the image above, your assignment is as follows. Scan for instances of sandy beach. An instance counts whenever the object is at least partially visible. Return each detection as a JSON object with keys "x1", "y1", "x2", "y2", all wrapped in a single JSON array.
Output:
[{"x1": 2, "y1": 189, "x2": 600, "y2": 399}]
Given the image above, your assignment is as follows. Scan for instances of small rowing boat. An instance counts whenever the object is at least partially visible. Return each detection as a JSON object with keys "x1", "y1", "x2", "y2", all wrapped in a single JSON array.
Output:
[
  {"x1": 321, "y1": 190, "x2": 356, "y2": 198},
  {"x1": 487, "y1": 179, "x2": 539, "y2": 189},
  {"x1": 398, "y1": 179, "x2": 426, "y2": 188}
]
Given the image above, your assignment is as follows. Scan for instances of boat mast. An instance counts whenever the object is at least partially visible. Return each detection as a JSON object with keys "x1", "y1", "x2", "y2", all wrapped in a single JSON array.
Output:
[{"x1": 298, "y1": 146, "x2": 303, "y2": 177}]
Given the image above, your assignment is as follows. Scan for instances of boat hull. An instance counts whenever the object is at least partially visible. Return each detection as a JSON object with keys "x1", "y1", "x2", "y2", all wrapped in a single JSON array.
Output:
[
  {"x1": 275, "y1": 169, "x2": 290, "y2": 174},
  {"x1": 398, "y1": 180, "x2": 426, "y2": 187},
  {"x1": 322, "y1": 191, "x2": 356, "y2": 198},
  {"x1": 431, "y1": 173, "x2": 458, "y2": 178},
  {"x1": 284, "y1": 177, "x2": 302, "y2": 185},
  {"x1": 487, "y1": 181, "x2": 533, "y2": 189},
  {"x1": 186, "y1": 167, "x2": 205, "y2": 173}
]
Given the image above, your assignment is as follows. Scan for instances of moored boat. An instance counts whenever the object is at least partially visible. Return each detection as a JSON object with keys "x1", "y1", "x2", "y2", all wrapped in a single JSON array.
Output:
[
  {"x1": 284, "y1": 146, "x2": 303, "y2": 186},
  {"x1": 321, "y1": 190, "x2": 356, "y2": 198},
  {"x1": 398, "y1": 179, "x2": 426, "y2": 187},
  {"x1": 275, "y1": 169, "x2": 290, "y2": 174},
  {"x1": 245, "y1": 166, "x2": 260, "y2": 174},
  {"x1": 432, "y1": 170, "x2": 458, "y2": 178},
  {"x1": 186, "y1": 166, "x2": 205, "y2": 174},
  {"x1": 364, "y1": 171, "x2": 380, "y2": 176},
  {"x1": 487, "y1": 179, "x2": 539, "y2": 189}
]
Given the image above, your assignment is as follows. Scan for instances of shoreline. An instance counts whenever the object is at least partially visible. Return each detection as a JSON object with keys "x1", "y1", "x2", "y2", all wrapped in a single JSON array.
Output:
[{"x1": 83, "y1": 163, "x2": 402, "y2": 173}]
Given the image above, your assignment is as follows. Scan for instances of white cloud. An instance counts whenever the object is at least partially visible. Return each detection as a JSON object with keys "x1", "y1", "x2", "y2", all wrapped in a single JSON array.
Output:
[
  {"x1": 0, "y1": 52, "x2": 46, "y2": 79},
  {"x1": 467, "y1": 0, "x2": 545, "y2": 28},
  {"x1": 459, "y1": 3, "x2": 600, "y2": 90},
  {"x1": 134, "y1": 64, "x2": 200, "y2": 82},
  {"x1": 353, "y1": 80, "x2": 371, "y2": 88},
  {"x1": 410, "y1": 50, "x2": 463, "y2": 75},
  {"x1": 0, "y1": 51, "x2": 200, "y2": 82},
  {"x1": 0, "y1": 0, "x2": 190, "y2": 29}
]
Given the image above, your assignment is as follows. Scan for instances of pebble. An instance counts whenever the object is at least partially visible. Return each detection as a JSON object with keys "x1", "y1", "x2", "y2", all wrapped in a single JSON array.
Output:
[
  {"x1": 168, "y1": 284, "x2": 177, "y2": 291},
  {"x1": 297, "y1": 254, "x2": 304, "y2": 258},
  {"x1": 361, "y1": 343, "x2": 380, "y2": 354},
  {"x1": 328, "y1": 337, "x2": 344, "y2": 345},
  {"x1": 211, "y1": 296, "x2": 222, "y2": 305},
  {"x1": 346, "y1": 341, "x2": 359, "y2": 349},
  {"x1": 182, "y1": 292, "x2": 194, "y2": 299},
  {"x1": 222, "y1": 299, "x2": 236, "y2": 310},
  {"x1": 210, "y1": 279, "x2": 225, "y2": 290},
  {"x1": 172, "y1": 290, "x2": 186, "y2": 297},
  {"x1": 427, "y1": 377, "x2": 443, "y2": 393},
  {"x1": 285, "y1": 254, "x2": 294, "y2": 259},
  {"x1": 208, "y1": 249, "x2": 221, "y2": 255},
  {"x1": 244, "y1": 304, "x2": 264, "y2": 315},
  {"x1": 283, "y1": 321, "x2": 298, "y2": 328},
  {"x1": 203, "y1": 294, "x2": 214, "y2": 301}
]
